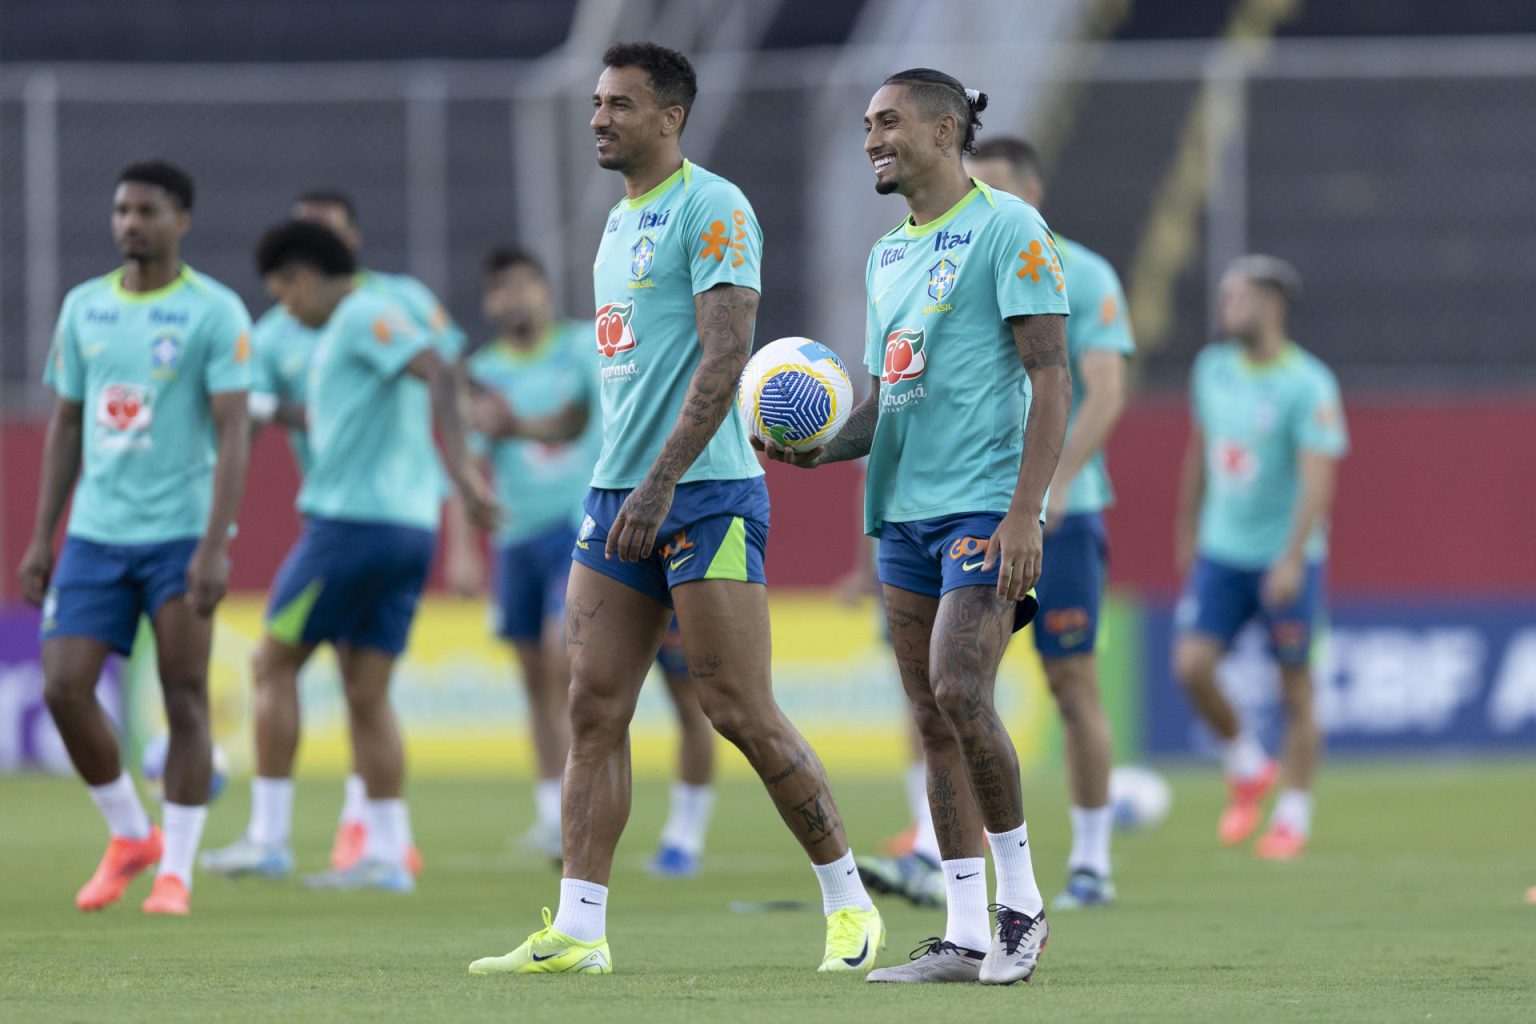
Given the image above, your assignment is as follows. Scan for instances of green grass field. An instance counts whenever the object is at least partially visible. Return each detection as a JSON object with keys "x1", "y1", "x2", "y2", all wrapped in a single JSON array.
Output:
[{"x1": 2, "y1": 762, "x2": 1532, "y2": 1023}]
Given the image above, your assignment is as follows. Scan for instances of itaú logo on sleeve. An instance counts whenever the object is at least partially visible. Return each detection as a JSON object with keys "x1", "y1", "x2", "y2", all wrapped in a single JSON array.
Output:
[
  {"x1": 880, "y1": 327, "x2": 926, "y2": 385},
  {"x1": 594, "y1": 301, "x2": 637, "y2": 358}
]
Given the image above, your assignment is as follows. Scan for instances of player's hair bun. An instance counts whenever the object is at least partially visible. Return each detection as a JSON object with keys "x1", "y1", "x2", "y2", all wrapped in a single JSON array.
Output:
[{"x1": 965, "y1": 88, "x2": 989, "y2": 115}]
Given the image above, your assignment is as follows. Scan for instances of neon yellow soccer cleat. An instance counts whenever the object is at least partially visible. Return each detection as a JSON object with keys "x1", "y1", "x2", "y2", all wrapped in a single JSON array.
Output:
[
  {"x1": 468, "y1": 908, "x2": 612, "y2": 976},
  {"x1": 818, "y1": 906, "x2": 885, "y2": 973}
]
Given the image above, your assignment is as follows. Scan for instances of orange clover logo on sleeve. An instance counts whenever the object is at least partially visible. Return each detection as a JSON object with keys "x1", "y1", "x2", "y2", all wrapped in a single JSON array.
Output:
[
  {"x1": 373, "y1": 317, "x2": 392, "y2": 344},
  {"x1": 234, "y1": 331, "x2": 250, "y2": 364}
]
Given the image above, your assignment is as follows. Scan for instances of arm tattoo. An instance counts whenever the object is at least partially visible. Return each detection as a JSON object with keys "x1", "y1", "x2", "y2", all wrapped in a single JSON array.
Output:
[
  {"x1": 646, "y1": 284, "x2": 759, "y2": 486},
  {"x1": 820, "y1": 384, "x2": 880, "y2": 464},
  {"x1": 1013, "y1": 313, "x2": 1068, "y2": 372}
]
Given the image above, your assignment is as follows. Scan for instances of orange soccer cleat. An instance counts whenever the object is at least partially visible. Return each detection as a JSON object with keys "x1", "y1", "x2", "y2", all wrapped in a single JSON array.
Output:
[
  {"x1": 405, "y1": 844, "x2": 423, "y2": 877},
  {"x1": 330, "y1": 820, "x2": 366, "y2": 871},
  {"x1": 1218, "y1": 761, "x2": 1278, "y2": 846},
  {"x1": 75, "y1": 826, "x2": 164, "y2": 911},
  {"x1": 141, "y1": 874, "x2": 191, "y2": 915},
  {"x1": 1254, "y1": 824, "x2": 1307, "y2": 861}
]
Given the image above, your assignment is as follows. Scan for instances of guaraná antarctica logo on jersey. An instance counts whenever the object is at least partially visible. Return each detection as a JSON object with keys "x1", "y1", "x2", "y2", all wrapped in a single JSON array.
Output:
[
  {"x1": 881, "y1": 327, "x2": 927, "y2": 385},
  {"x1": 594, "y1": 301, "x2": 637, "y2": 358},
  {"x1": 630, "y1": 235, "x2": 657, "y2": 285},
  {"x1": 96, "y1": 382, "x2": 154, "y2": 451}
]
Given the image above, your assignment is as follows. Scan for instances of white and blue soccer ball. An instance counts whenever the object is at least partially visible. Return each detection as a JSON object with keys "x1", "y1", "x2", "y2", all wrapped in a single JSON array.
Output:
[
  {"x1": 737, "y1": 337, "x2": 854, "y2": 453},
  {"x1": 1109, "y1": 764, "x2": 1172, "y2": 832},
  {"x1": 140, "y1": 732, "x2": 230, "y2": 802}
]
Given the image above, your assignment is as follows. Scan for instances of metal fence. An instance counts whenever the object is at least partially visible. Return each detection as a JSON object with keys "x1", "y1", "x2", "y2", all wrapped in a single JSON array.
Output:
[{"x1": 3, "y1": 35, "x2": 1535, "y2": 412}]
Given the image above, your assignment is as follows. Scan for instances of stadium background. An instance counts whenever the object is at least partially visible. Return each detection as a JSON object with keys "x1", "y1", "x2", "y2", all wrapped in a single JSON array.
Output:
[{"x1": 2, "y1": 0, "x2": 1535, "y2": 781}]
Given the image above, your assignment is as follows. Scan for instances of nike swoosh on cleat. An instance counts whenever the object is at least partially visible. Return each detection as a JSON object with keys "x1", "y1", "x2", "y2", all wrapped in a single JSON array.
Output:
[
  {"x1": 842, "y1": 938, "x2": 870, "y2": 967},
  {"x1": 580, "y1": 897, "x2": 603, "y2": 905},
  {"x1": 956, "y1": 872, "x2": 979, "y2": 880},
  {"x1": 531, "y1": 952, "x2": 558, "y2": 962}
]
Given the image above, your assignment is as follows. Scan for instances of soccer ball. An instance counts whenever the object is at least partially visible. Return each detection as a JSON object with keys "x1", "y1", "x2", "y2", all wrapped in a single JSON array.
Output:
[
  {"x1": 1109, "y1": 764, "x2": 1172, "y2": 832},
  {"x1": 140, "y1": 732, "x2": 230, "y2": 802},
  {"x1": 737, "y1": 337, "x2": 854, "y2": 452}
]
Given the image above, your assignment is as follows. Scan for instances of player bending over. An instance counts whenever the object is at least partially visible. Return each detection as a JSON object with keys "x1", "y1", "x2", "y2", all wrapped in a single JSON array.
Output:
[{"x1": 203, "y1": 189, "x2": 466, "y2": 879}]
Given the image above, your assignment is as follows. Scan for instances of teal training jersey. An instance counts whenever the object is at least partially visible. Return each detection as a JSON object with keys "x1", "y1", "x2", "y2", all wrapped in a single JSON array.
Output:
[
  {"x1": 47, "y1": 266, "x2": 252, "y2": 545},
  {"x1": 1056, "y1": 236, "x2": 1135, "y2": 514},
  {"x1": 863, "y1": 182, "x2": 1071, "y2": 536},
  {"x1": 249, "y1": 269, "x2": 465, "y2": 475},
  {"x1": 250, "y1": 304, "x2": 316, "y2": 472},
  {"x1": 1190, "y1": 341, "x2": 1348, "y2": 568},
  {"x1": 468, "y1": 320, "x2": 602, "y2": 545},
  {"x1": 297, "y1": 289, "x2": 442, "y2": 531},
  {"x1": 589, "y1": 160, "x2": 764, "y2": 488}
]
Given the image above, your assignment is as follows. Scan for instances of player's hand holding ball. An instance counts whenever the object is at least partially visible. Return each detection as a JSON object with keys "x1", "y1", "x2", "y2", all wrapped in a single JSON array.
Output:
[{"x1": 738, "y1": 337, "x2": 852, "y2": 471}]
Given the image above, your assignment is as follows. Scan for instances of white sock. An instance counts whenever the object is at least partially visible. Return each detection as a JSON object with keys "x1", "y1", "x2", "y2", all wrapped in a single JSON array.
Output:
[
  {"x1": 1271, "y1": 789, "x2": 1314, "y2": 836},
  {"x1": 362, "y1": 799, "x2": 407, "y2": 866},
  {"x1": 986, "y1": 821, "x2": 1044, "y2": 917},
  {"x1": 534, "y1": 777, "x2": 562, "y2": 827},
  {"x1": 659, "y1": 782, "x2": 715, "y2": 856},
  {"x1": 88, "y1": 773, "x2": 151, "y2": 840},
  {"x1": 1067, "y1": 804, "x2": 1113, "y2": 878},
  {"x1": 248, "y1": 776, "x2": 294, "y2": 846},
  {"x1": 811, "y1": 850, "x2": 874, "y2": 915},
  {"x1": 904, "y1": 762, "x2": 928, "y2": 823},
  {"x1": 340, "y1": 773, "x2": 367, "y2": 826},
  {"x1": 940, "y1": 857, "x2": 990, "y2": 953},
  {"x1": 551, "y1": 877, "x2": 608, "y2": 942},
  {"x1": 158, "y1": 802, "x2": 207, "y2": 889},
  {"x1": 1222, "y1": 731, "x2": 1269, "y2": 781}
]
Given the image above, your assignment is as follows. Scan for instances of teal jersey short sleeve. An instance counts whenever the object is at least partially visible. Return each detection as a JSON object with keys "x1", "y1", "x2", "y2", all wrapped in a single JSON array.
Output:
[
  {"x1": 1192, "y1": 341, "x2": 1349, "y2": 568},
  {"x1": 297, "y1": 290, "x2": 442, "y2": 530},
  {"x1": 469, "y1": 319, "x2": 602, "y2": 545},
  {"x1": 1056, "y1": 237, "x2": 1135, "y2": 514},
  {"x1": 360, "y1": 270, "x2": 466, "y2": 360},
  {"x1": 46, "y1": 266, "x2": 253, "y2": 545},
  {"x1": 589, "y1": 160, "x2": 764, "y2": 488},
  {"x1": 862, "y1": 183, "x2": 1070, "y2": 536},
  {"x1": 250, "y1": 304, "x2": 318, "y2": 474}
]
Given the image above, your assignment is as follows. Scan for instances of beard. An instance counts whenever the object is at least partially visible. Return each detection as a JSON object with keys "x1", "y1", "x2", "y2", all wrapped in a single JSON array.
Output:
[{"x1": 874, "y1": 177, "x2": 899, "y2": 195}]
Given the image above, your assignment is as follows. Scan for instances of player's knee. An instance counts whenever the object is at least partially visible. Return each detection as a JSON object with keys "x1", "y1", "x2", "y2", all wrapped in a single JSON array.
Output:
[
  {"x1": 1173, "y1": 640, "x2": 1219, "y2": 688},
  {"x1": 695, "y1": 690, "x2": 754, "y2": 747},
  {"x1": 566, "y1": 684, "x2": 632, "y2": 744},
  {"x1": 251, "y1": 641, "x2": 296, "y2": 689},
  {"x1": 41, "y1": 673, "x2": 90, "y2": 716},
  {"x1": 1044, "y1": 659, "x2": 1098, "y2": 717},
  {"x1": 930, "y1": 673, "x2": 989, "y2": 729},
  {"x1": 1278, "y1": 667, "x2": 1316, "y2": 715}
]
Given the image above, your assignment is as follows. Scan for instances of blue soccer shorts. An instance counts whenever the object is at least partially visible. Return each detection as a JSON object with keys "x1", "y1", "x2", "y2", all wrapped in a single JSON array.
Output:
[
  {"x1": 571, "y1": 477, "x2": 770, "y2": 609},
  {"x1": 42, "y1": 536, "x2": 200, "y2": 655},
  {"x1": 265, "y1": 517, "x2": 435, "y2": 656},
  {"x1": 877, "y1": 512, "x2": 1040, "y2": 633}
]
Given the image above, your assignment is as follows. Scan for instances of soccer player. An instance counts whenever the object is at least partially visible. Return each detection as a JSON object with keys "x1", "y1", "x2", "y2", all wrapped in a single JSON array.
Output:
[
  {"x1": 763, "y1": 70, "x2": 1072, "y2": 984},
  {"x1": 859, "y1": 135, "x2": 1134, "y2": 913},
  {"x1": 444, "y1": 245, "x2": 718, "y2": 871},
  {"x1": 1173, "y1": 255, "x2": 1346, "y2": 861},
  {"x1": 203, "y1": 190, "x2": 465, "y2": 879},
  {"x1": 17, "y1": 159, "x2": 252, "y2": 916},
  {"x1": 468, "y1": 42, "x2": 882, "y2": 977},
  {"x1": 205, "y1": 220, "x2": 496, "y2": 892}
]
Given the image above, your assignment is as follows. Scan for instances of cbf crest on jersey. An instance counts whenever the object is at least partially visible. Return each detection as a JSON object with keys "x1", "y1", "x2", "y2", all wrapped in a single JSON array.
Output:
[
  {"x1": 630, "y1": 235, "x2": 656, "y2": 282},
  {"x1": 150, "y1": 331, "x2": 181, "y2": 379},
  {"x1": 927, "y1": 258, "x2": 958, "y2": 302}
]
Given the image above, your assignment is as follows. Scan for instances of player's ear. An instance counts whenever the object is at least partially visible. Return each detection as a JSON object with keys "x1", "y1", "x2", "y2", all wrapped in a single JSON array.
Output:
[{"x1": 662, "y1": 104, "x2": 685, "y2": 138}]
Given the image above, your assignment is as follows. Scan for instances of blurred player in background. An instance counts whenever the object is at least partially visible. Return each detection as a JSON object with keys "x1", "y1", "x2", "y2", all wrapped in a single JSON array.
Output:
[
  {"x1": 765, "y1": 69, "x2": 1071, "y2": 984},
  {"x1": 968, "y1": 137, "x2": 1132, "y2": 907},
  {"x1": 17, "y1": 159, "x2": 252, "y2": 916},
  {"x1": 201, "y1": 221, "x2": 496, "y2": 892},
  {"x1": 445, "y1": 245, "x2": 717, "y2": 874},
  {"x1": 469, "y1": 42, "x2": 881, "y2": 978},
  {"x1": 204, "y1": 189, "x2": 465, "y2": 879},
  {"x1": 1173, "y1": 255, "x2": 1347, "y2": 861}
]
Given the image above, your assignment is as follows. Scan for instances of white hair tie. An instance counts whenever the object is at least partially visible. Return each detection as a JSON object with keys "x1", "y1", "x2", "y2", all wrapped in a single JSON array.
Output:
[{"x1": 964, "y1": 88, "x2": 980, "y2": 104}]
